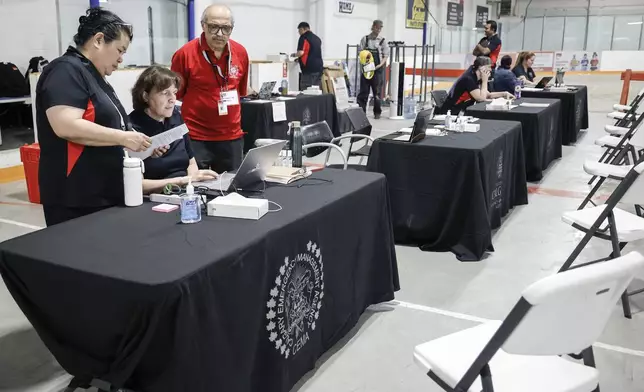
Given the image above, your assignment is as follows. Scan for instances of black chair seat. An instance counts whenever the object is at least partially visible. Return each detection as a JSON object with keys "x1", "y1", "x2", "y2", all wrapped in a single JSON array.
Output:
[
  {"x1": 327, "y1": 164, "x2": 367, "y2": 171},
  {"x1": 349, "y1": 145, "x2": 371, "y2": 157}
]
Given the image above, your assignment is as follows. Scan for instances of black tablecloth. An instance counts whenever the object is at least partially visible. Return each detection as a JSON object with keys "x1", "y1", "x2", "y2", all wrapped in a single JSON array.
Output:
[
  {"x1": 521, "y1": 85, "x2": 589, "y2": 145},
  {"x1": 0, "y1": 170, "x2": 399, "y2": 392},
  {"x1": 241, "y1": 94, "x2": 341, "y2": 151},
  {"x1": 466, "y1": 98, "x2": 562, "y2": 182},
  {"x1": 366, "y1": 119, "x2": 528, "y2": 261}
]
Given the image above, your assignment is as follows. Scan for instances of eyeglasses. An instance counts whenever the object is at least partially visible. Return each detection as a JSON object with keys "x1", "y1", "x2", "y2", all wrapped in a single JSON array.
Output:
[{"x1": 204, "y1": 23, "x2": 233, "y2": 36}]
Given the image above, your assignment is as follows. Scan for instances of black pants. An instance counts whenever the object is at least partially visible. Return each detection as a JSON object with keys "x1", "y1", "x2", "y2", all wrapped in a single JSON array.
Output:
[
  {"x1": 43, "y1": 205, "x2": 109, "y2": 226},
  {"x1": 191, "y1": 137, "x2": 244, "y2": 173},
  {"x1": 357, "y1": 71, "x2": 382, "y2": 115},
  {"x1": 300, "y1": 72, "x2": 322, "y2": 91}
]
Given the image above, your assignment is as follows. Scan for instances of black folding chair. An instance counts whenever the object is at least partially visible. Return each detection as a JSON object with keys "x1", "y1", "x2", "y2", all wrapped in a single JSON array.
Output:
[{"x1": 431, "y1": 90, "x2": 448, "y2": 113}]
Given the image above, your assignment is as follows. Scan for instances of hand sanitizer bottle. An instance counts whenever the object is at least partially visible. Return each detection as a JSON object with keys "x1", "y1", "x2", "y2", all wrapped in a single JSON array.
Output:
[
  {"x1": 445, "y1": 110, "x2": 452, "y2": 130},
  {"x1": 181, "y1": 179, "x2": 201, "y2": 224}
]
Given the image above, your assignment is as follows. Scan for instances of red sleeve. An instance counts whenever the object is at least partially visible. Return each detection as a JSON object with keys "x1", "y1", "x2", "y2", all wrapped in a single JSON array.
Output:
[
  {"x1": 171, "y1": 49, "x2": 188, "y2": 100},
  {"x1": 238, "y1": 50, "x2": 249, "y2": 97}
]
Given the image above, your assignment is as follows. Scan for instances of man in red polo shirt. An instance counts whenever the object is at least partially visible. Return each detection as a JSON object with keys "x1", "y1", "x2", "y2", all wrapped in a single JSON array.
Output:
[{"x1": 171, "y1": 4, "x2": 249, "y2": 173}]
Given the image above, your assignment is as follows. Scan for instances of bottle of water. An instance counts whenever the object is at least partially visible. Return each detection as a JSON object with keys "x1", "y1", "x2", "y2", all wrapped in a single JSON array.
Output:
[
  {"x1": 180, "y1": 179, "x2": 201, "y2": 224},
  {"x1": 514, "y1": 80, "x2": 522, "y2": 99},
  {"x1": 291, "y1": 121, "x2": 303, "y2": 168},
  {"x1": 281, "y1": 79, "x2": 288, "y2": 96},
  {"x1": 123, "y1": 156, "x2": 144, "y2": 207},
  {"x1": 403, "y1": 95, "x2": 416, "y2": 119}
]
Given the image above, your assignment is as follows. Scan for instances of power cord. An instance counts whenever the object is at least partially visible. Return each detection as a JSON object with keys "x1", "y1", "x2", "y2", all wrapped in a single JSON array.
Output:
[
  {"x1": 278, "y1": 177, "x2": 334, "y2": 188},
  {"x1": 268, "y1": 201, "x2": 283, "y2": 213}
]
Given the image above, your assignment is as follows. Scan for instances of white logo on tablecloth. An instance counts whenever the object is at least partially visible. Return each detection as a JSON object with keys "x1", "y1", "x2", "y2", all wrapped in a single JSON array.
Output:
[
  {"x1": 575, "y1": 100, "x2": 583, "y2": 128},
  {"x1": 302, "y1": 107, "x2": 312, "y2": 125},
  {"x1": 491, "y1": 152, "x2": 503, "y2": 209},
  {"x1": 266, "y1": 241, "x2": 324, "y2": 359},
  {"x1": 547, "y1": 115, "x2": 556, "y2": 154}
]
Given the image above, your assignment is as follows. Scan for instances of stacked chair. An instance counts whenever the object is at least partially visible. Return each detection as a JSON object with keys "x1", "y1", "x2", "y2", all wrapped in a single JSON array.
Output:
[{"x1": 591, "y1": 88, "x2": 644, "y2": 184}]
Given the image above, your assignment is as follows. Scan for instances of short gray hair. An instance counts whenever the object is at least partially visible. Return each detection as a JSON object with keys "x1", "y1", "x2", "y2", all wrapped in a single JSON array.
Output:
[
  {"x1": 201, "y1": 4, "x2": 235, "y2": 26},
  {"x1": 473, "y1": 56, "x2": 492, "y2": 70},
  {"x1": 372, "y1": 19, "x2": 383, "y2": 27}
]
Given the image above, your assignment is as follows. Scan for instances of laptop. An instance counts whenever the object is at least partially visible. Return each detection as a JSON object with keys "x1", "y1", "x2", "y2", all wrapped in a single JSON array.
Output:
[
  {"x1": 534, "y1": 76, "x2": 553, "y2": 89},
  {"x1": 258, "y1": 81, "x2": 277, "y2": 100},
  {"x1": 381, "y1": 107, "x2": 435, "y2": 143},
  {"x1": 195, "y1": 140, "x2": 287, "y2": 192}
]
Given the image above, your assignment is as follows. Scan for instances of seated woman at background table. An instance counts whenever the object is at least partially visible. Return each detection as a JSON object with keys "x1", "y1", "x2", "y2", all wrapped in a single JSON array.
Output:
[
  {"x1": 512, "y1": 51, "x2": 537, "y2": 86},
  {"x1": 437, "y1": 56, "x2": 513, "y2": 115},
  {"x1": 129, "y1": 66, "x2": 218, "y2": 194},
  {"x1": 493, "y1": 55, "x2": 519, "y2": 94}
]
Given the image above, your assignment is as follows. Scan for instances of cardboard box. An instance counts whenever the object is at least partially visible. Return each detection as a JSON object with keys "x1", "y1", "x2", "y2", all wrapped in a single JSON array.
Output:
[{"x1": 322, "y1": 67, "x2": 345, "y2": 95}]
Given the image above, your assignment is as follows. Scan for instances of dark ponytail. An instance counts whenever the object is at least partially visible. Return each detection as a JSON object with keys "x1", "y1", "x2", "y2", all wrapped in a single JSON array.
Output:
[{"x1": 73, "y1": 7, "x2": 133, "y2": 48}]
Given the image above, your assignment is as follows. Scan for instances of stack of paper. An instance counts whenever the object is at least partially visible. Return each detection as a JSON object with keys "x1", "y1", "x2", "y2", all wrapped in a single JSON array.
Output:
[
  {"x1": 486, "y1": 98, "x2": 512, "y2": 111},
  {"x1": 520, "y1": 102, "x2": 550, "y2": 108}
]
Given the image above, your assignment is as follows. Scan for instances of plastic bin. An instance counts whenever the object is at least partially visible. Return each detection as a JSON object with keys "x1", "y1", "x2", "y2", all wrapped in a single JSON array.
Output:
[{"x1": 20, "y1": 143, "x2": 40, "y2": 204}]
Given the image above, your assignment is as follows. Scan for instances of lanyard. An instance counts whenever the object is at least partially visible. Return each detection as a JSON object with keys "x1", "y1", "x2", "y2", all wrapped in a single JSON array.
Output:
[
  {"x1": 102, "y1": 79, "x2": 130, "y2": 131},
  {"x1": 200, "y1": 37, "x2": 232, "y2": 90}
]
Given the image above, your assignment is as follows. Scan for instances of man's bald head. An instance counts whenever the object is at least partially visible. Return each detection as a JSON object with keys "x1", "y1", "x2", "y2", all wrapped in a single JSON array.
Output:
[
  {"x1": 201, "y1": 4, "x2": 234, "y2": 26},
  {"x1": 201, "y1": 4, "x2": 235, "y2": 52}
]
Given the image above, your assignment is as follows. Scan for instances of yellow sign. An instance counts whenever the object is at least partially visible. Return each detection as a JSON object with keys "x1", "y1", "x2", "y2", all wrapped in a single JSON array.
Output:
[{"x1": 406, "y1": 0, "x2": 426, "y2": 29}]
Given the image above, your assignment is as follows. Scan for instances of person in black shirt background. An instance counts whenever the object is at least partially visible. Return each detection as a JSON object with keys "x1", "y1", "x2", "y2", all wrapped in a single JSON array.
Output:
[
  {"x1": 438, "y1": 56, "x2": 513, "y2": 115},
  {"x1": 473, "y1": 20, "x2": 502, "y2": 79},
  {"x1": 36, "y1": 8, "x2": 151, "y2": 226},
  {"x1": 129, "y1": 66, "x2": 218, "y2": 194},
  {"x1": 292, "y1": 22, "x2": 324, "y2": 90},
  {"x1": 493, "y1": 55, "x2": 519, "y2": 94},
  {"x1": 512, "y1": 51, "x2": 537, "y2": 86}
]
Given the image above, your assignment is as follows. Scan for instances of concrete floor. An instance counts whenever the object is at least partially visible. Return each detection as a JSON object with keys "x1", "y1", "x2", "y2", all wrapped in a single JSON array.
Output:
[{"x1": 1, "y1": 74, "x2": 644, "y2": 392}]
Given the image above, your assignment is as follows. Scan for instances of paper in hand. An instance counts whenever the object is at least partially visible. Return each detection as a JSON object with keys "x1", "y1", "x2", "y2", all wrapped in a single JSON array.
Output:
[{"x1": 129, "y1": 124, "x2": 189, "y2": 160}]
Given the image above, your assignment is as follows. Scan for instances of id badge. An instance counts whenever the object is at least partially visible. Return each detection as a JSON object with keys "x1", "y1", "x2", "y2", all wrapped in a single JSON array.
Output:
[
  {"x1": 218, "y1": 101, "x2": 228, "y2": 116},
  {"x1": 220, "y1": 90, "x2": 239, "y2": 106}
]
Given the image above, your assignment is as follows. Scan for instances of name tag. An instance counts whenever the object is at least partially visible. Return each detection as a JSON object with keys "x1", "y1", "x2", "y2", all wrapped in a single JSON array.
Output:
[
  {"x1": 218, "y1": 101, "x2": 228, "y2": 116},
  {"x1": 220, "y1": 90, "x2": 239, "y2": 106}
]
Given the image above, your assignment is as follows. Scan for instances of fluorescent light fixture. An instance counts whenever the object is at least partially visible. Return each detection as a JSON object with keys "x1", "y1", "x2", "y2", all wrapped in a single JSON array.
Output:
[{"x1": 627, "y1": 21, "x2": 643, "y2": 25}]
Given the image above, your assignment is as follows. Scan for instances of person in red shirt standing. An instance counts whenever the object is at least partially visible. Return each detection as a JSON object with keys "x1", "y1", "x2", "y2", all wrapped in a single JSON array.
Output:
[{"x1": 171, "y1": 4, "x2": 249, "y2": 173}]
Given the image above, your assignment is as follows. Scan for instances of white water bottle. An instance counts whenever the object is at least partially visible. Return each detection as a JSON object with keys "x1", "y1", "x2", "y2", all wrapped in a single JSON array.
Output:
[{"x1": 123, "y1": 157, "x2": 144, "y2": 207}]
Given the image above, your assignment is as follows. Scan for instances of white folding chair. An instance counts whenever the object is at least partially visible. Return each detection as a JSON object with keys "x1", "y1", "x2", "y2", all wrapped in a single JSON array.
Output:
[
  {"x1": 413, "y1": 251, "x2": 644, "y2": 392},
  {"x1": 604, "y1": 88, "x2": 644, "y2": 134},
  {"x1": 612, "y1": 87, "x2": 644, "y2": 115},
  {"x1": 590, "y1": 111, "x2": 644, "y2": 185},
  {"x1": 561, "y1": 162, "x2": 644, "y2": 318},
  {"x1": 581, "y1": 123, "x2": 644, "y2": 209}
]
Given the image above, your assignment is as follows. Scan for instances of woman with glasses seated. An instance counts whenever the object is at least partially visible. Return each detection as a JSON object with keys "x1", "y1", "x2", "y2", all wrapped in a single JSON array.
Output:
[{"x1": 129, "y1": 66, "x2": 218, "y2": 194}]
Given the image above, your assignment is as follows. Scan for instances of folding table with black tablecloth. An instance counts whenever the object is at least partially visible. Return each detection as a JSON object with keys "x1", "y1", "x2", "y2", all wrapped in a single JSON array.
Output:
[
  {"x1": 0, "y1": 170, "x2": 399, "y2": 392},
  {"x1": 241, "y1": 94, "x2": 341, "y2": 151},
  {"x1": 367, "y1": 119, "x2": 528, "y2": 261},
  {"x1": 521, "y1": 85, "x2": 589, "y2": 145},
  {"x1": 466, "y1": 98, "x2": 562, "y2": 182}
]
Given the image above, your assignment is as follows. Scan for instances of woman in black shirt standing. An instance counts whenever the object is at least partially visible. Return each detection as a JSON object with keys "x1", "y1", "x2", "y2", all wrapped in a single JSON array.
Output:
[
  {"x1": 512, "y1": 51, "x2": 537, "y2": 86},
  {"x1": 36, "y1": 8, "x2": 151, "y2": 226}
]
